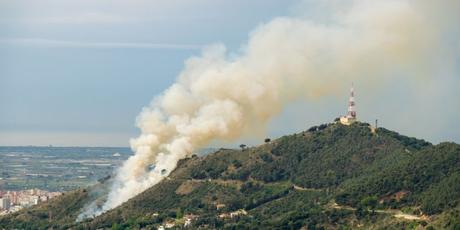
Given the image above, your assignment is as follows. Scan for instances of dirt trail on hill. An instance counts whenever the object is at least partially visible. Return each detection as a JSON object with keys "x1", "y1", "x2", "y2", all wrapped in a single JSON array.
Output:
[
  {"x1": 331, "y1": 202, "x2": 428, "y2": 221},
  {"x1": 293, "y1": 185, "x2": 322, "y2": 192}
]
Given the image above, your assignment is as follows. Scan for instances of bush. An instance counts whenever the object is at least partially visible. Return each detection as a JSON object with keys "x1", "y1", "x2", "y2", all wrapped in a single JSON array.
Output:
[
  {"x1": 308, "y1": 126, "x2": 318, "y2": 132},
  {"x1": 260, "y1": 152, "x2": 273, "y2": 163},
  {"x1": 232, "y1": 159, "x2": 242, "y2": 168}
]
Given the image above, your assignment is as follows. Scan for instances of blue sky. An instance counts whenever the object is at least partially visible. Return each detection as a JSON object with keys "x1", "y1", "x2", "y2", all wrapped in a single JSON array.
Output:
[
  {"x1": 0, "y1": 0, "x2": 298, "y2": 146},
  {"x1": 1, "y1": 0, "x2": 459, "y2": 146}
]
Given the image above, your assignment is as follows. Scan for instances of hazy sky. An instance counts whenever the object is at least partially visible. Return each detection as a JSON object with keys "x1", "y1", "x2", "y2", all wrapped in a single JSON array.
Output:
[{"x1": 1, "y1": 0, "x2": 459, "y2": 146}]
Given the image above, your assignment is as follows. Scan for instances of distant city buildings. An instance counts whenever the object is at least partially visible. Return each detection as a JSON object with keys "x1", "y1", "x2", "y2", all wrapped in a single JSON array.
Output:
[
  {"x1": 0, "y1": 197, "x2": 11, "y2": 211},
  {"x1": 0, "y1": 189, "x2": 61, "y2": 216}
]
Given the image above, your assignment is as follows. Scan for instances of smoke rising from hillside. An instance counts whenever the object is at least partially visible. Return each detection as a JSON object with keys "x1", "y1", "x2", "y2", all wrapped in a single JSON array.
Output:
[{"x1": 78, "y1": 0, "x2": 459, "y2": 219}]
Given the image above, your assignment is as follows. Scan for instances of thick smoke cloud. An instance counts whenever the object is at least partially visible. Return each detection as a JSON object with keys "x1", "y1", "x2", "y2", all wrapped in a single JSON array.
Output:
[{"x1": 78, "y1": 0, "x2": 460, "y2": 219}]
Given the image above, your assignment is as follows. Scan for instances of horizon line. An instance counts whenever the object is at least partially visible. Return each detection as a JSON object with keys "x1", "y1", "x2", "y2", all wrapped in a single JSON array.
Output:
[
  {"x1": 0, "y1": 145, "x2": 131, "y2": 148},
  {"x1": 0, "y1": 38, "x2": 203, "y2": 50}
]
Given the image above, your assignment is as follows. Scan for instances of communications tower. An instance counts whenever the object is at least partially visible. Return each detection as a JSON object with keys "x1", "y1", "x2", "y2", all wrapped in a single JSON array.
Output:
[{"x1": 340, "y1": 84, "x2": 357, "y2": 125}]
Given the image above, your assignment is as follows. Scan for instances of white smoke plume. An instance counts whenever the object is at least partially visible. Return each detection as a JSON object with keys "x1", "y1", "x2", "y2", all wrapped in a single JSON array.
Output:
[{"x1": 78, "y1": 0, "x2": 459, "y2": 219}]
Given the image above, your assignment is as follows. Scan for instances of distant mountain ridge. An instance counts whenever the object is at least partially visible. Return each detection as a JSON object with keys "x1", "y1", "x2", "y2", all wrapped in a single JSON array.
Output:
[{"x1": 1, "y1": 121, "x2": 460, "y2": 229}]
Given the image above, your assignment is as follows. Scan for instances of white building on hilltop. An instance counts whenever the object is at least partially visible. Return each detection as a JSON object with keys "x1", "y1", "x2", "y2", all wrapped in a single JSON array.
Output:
[{"x1": 340, "y1": 84, "x2": 357, "y2": 125}]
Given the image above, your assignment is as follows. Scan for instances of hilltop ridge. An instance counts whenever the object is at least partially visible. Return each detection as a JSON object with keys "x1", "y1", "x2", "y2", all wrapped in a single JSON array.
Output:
[{"x1": 1, "y1": 122, "x2": 460, "y2": 229}]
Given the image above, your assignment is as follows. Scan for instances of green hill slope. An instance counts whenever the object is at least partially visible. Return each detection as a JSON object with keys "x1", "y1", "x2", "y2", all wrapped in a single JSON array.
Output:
[
  {"x1": 1, "y1": 122, "x2": 460, "y2": 229},
  {"x1": 338, "y1": 141, "x2": 460, "y2": 213}
]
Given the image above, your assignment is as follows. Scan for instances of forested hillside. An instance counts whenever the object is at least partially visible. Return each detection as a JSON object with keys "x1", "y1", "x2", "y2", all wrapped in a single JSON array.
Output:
[{"x1": 1, "y1": 122, "x2": 459, "y2": 229}]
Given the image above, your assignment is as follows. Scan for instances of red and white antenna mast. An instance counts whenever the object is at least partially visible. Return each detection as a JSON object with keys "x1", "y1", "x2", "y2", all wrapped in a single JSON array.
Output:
[{"x1": 347, "y1": 83, "x2": 356, "y2": 119}]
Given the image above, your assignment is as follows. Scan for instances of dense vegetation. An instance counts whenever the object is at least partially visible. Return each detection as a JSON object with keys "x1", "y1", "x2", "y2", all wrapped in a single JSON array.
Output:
[
  {"x1": 337, "y1": 141, "x2": 460, "y2": 214},
  {"x1": 1, "y1": 122, "x2": 459, "y2": 229}
]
